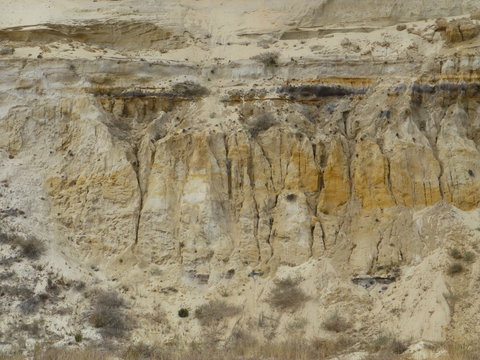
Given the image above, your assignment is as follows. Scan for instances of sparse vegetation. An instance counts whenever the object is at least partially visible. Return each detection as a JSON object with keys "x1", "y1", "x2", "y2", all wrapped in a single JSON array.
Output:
[
  {"x1": 74, "y1": 333, "x2": 83, "y2": 343},
  {"x1": 229, "y1": 337, "x2": 356, "y2": 360},
  {"x1": 447, "y1": 263, "x2": 464, "y2": 275},
  {"x1": 370, "y1": 333, "x2": 408, "y2": 355},
  {"x1": 0, "y1": 47, "x2": 14, "y2": 56},
  {"x1": 286, "y1": 193, "x2": 297, "y2": 202},
  {"x1": 266, "y1": 277, "x2": 309, "y2": 310},
  {"x1": 463, "y1": 251, "x2": 475, "y2": 263},
  {"x1": 1, "y1": 339, "x2": 479, "y2": 360},
  {"x1": 449, "y1": 248, "x2": 463, "y2": 260},
  {"x1": 286, "y1": 317, "x2": 307, "y2": 332},
  {"x1": 444, "y1": 343, "x2": 480, "y2": 360},
  {"x1": 31, "y1": 347, "x2": 105, "y2": 360},
  {"x1": 18, "y1": 236, "x2": 44, "y2": 259},
  {"x1": 195, "y1": 300, "x2": 241, "y2": 326},
  {"x1": 226, "y1": 328, "x2": 258, "y2": 349},
  {"x1": 322, "y1": 311, "x2": 351, "y2": 333},
  {"x1": 0, "y1": 231, "x2": 45, "y2": 259},
  {"x1": 0, "y1": 271, "x2": 15, "y2": 280},
  {"x1": 248, "y1": 112, "x2": 277, "y2": 137},
  {"x1": 309, "y1": 337, "x2": 355, "y2": 359},
  {"x1": 19, "y1": 294, "x2": 47, "y2": 314},
  {"x1": 123, "y1": 343, "x2": 159, "y2": 360},
  {"x1": 4, "y1": 337, "x2": 352, "y2": 360},
  {"x1": 72, "y1": 280, "x2": 86, "y2": 292},
  {"x1": 15, "y1": 320, "x2": 43, "y2": 338},
  {"x1": 364, "y1": 354, "x2": 403, "y2": 360},
  {"x1": 0, "y1": 232, "x2": 11, "y2": 243},
  {"x1": 448, "y1": 248, "x2": 475, "y2": 264},
  {"x1": 251, "y1": 51, "x2": 279, "y2": 67},
  {"x1": 171, "y1": 81, "x2": 209, "y2": 98},
  {"x1": 0, "y1": 285, "x2": 34, "y2": 299},
  {"x1": 178, "y1": 308, "x2": 189, "y2": 318},
  {"x1": 89, "y1": 290, "x2": 131, "y2": 338}
]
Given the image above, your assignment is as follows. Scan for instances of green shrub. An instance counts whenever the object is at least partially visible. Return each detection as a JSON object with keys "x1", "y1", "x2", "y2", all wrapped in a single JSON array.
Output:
[
  {"x1": 267, "y1": 277, "x2": 309, "y2": 310},
  {"x1": 74, "y1": 333, "x2": 83, "y2": 343},
  {"x1": 178, "y1": 308, "x2": 189, "y2": 318},
  {"x1": 447, "y1": 263, "x2": 464, "y2": 275}
]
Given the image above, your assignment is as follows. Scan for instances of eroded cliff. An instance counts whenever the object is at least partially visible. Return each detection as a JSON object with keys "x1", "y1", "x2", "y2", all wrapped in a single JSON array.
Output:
[{"x1": 2, "y1": 0, "x2": 480, "y2": 357}]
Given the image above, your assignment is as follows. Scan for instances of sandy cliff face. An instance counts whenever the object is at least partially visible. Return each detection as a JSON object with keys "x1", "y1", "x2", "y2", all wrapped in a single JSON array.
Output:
[{"x1": 2, "y1": 0, "x2": 480, "y2": 354}]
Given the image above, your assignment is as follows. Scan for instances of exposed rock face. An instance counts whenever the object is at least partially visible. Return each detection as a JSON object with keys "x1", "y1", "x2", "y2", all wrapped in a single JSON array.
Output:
[
  {"x1": 446, "y1": 18, "x2": 479, "y2": 42},
  {"x1": 1, "y1": 0, "x2": 480, "y2": 353}
]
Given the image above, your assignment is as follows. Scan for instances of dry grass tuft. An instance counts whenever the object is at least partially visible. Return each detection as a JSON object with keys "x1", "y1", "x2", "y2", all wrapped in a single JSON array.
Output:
[
  {"x1": 266, "y1": 277, "x2": 309, "y2": 310},
  {"x1": 226, "y1": 328, "x2": 258, "y2": 351},
  {"x1": 17, "y1": 236, "x2": 45, "y2": 259},
  {"x1": 447, "y1": 262, "x2": 464, "y2": 275},
  {"x1": 33, "y1": 348, "x2": 105, "y2": 360},
  {"x1": 364, "y1": 354, "x2": 403, "y2": 360},
  {"x1": 251, "y1": 52, "x2": 279, "y2": 67},
  {"x1": 3, "y1": 339, "x2": 479, "y2": 360},
  {"x1": 441, "y1": 343, "x2": 480, "y2": 360},
  {"x1": 463, "y1": 251, "x2": 475, "y2": 263},
  {"x1": 0, "y1": 232, "x2": 12, "y2": 244},
  {"x1": 248, "y1": 112, "x2": 277, "y2": 136},
  {"x1": 370, "y1": 334, "x2": 408, "y2": 355},
  {"x1": 449, "y1": 248, "x2": 463, "y2": 259},
  {"x1": 89, "y1": 290, "x2": 131, "y2": 338},
  {"x1": 194, "y1": 300, "x2": 241, "y2": 327},
  {"x1": 0, "y1": 231, "x2": 45, "y2": 259},
  {"x1": 308, "y1": 336, "x2": 355, "y2": 358},
  {"x1": 322, "y1": 311, "x2": 351, "y2": 333},
  {"x1": 0, "y1": 354, "x2": 23, "y2": 360},
  {"x1": 123, "y1": 343, "x2": 160, "y2": 360}
]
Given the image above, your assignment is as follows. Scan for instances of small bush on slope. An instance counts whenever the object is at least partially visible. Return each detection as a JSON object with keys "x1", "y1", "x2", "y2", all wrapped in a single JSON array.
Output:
[
  {"x1": 323, "y1": 311, "x2": 351, "y2": 333},
  {"x1": 267, "y1": 277, "x2": 309, "y2": 310},
  {"x1": 195, "y1": 300, "x2": 241, "y2": 326},
  {"x1": 89, "y1": 290, "x2": 131, "y2": 338},
  {"x1": 447, "y1": 263, "x2": 464, "y2": 275}
]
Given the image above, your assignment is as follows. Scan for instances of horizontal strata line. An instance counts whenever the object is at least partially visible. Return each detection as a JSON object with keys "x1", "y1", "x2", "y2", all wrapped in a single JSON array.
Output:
[
  {"x1": 0, "y1": 57, "x2": 421, "y2": 67},
  {"x1": 81, "y1": 80, "x2": 480, "y2": 102},
  {"x1": 278, "y1": 84, "x2": 368, "y2": 97},
  {"x1": 411, "y1": 81, "x2": 480, "y2": 94}
]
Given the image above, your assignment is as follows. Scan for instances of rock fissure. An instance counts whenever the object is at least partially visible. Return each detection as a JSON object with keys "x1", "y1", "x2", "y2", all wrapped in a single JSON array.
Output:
[{"x1": 133, "y1": 146, "x2": 144, "y2": 245}]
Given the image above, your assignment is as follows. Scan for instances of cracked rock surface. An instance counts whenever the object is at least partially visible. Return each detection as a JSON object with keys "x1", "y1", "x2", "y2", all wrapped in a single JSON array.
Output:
[{"x1": 1, "y1": 0, "x2": 480, "y2": 352}]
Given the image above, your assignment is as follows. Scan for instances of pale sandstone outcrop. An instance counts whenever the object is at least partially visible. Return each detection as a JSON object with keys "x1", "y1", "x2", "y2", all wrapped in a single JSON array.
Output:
[
  {"x1": 2, "y1": 0, "x2": 480, "y2": 352},
  {"x1": 445, "y1": 18, "x2": 479, "y2": 43}
]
